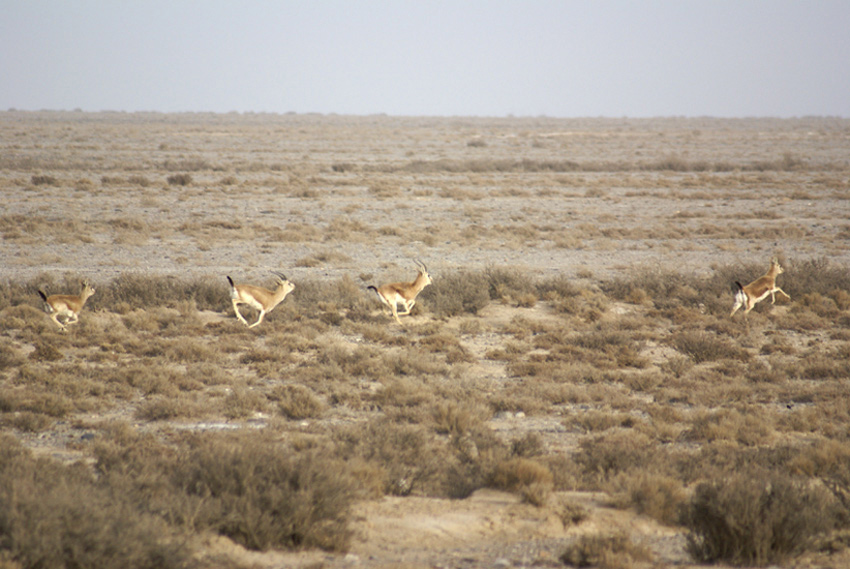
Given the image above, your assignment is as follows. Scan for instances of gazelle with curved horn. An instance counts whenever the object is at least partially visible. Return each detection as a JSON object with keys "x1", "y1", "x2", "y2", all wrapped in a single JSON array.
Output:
[
  {"x1": 227, "y1": 271, "x2": 295, "y2": 328},
  {"x1": 38, "y1": 280, "x2": 96, "y2": 331},
  {"x1": 730, "y1": 257, "x2": 790, "y2": 317},
  {"x1": 368, "y1": 260, "x2": 432, "y2": 324}
]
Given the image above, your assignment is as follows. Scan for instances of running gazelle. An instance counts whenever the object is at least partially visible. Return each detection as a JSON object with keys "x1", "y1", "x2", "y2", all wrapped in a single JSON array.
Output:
[
  {"x1": 227, "y1": 272, "x2": 295, "y2": 328},
  {"x1": 368, "y1": 260, "x2": 432, "y2": 324},
  {"x1": 38, "y1": 280, "x2": 96, "y2": 331},
  {"x1": 730, "y1": 257, "x2": 790, "y2": 317}
]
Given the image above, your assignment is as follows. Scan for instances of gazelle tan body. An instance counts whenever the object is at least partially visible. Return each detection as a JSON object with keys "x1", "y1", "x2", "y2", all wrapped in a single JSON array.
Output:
[
  {"x1": 38, "y1": 281, "x2": 96, "y2": 331},
  {"x1": 730, "y1": 258, "x2": 790, "y2": 317},
  {"x1": 368, "y1": 260, "x2": 432, "y2": 324},
  {"x1": 227, "y1": 272, "x2": 295, "y2": 328}
]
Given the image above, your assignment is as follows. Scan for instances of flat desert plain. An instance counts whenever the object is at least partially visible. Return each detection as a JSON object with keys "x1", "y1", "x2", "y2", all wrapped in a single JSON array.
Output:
[{"x1": 1, "y1": 112, "x2": 850, "y2": 569}]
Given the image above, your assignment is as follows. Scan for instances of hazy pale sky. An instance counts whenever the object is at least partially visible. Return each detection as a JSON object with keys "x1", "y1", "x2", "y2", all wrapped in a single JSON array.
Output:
[{"x1": 2, "y1": 1, "x2": 848, "y2": 117}]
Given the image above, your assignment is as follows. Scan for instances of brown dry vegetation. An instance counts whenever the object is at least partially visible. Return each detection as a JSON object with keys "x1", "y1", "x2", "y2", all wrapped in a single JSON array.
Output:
[{"x1": 1, "y1": 111, "x2": 850, "y2": 568}]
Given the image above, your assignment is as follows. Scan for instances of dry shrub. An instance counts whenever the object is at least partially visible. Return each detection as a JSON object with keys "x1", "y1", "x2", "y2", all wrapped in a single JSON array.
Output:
[
  {"x1": 490, "y1": 458, "x2": 553, "y2": 506},
  {"x1": 222, "y1": 387, "x2": 268, "y2": 419},
  {"x1": 1, "y1": 410, "x2": 53, "y2": 432},
  {"x1": 683, "y1": 471, "x2": 836, "y2": 566},
  {"x1": 484, "y1": 267, "x2": 537, "y2": 302},
  {"x1": 671, "y1": 330, "x2": 749, "y2": 363},
  {"x1": 94, "y1": 431, "x2": 356, "y2": 552},
  {"x1": 796, "y1": 292, "x2": 841, "y2": 318},
  {"x1": 568, "y1": 409, "x2": 634, "y2": 434},
  {"x1": 0, "y1": 384, "x2": 74, "y2": 418},
  {"x1": 423, "y1": 270, "x2": 490, "y2": 317},
  {"x1": 127, "y1": 174, "x2": 151, "y2": 186},
  {"x1": 272, "y1": 384, "x2": 325, "y2": 420},
  {"x1": 176, "y1": 437, "x2": 354, "y2": 551},
  {"x1": 335, "y1": 419, "x2": 447, "y2": 497},
  {"x1": 557, "y1": 500, "x2": 591, "y2": 531},
  {"x1": 291, "y1": 276, "x2": 370, "y2": 318},
  {"x1": 0, "y1": 281, "x2": 37, "y2": 312},
  {"x1": 134, "y1": 395, "x2": 202, "y2": 422},
  {"x1": 511, "y1": 432, "x2": 544, "y2": 458},
  {"x1": 27, "y1": 341, "x2": 64, "y2": 362},
  {"x1": 430, "y1": 399, "x2": 490, "y2": 436},
  {"x1": 538, "y1": 274, "x2": 582, "y2": 299},
  {"x1": 574, "y1": 431, "x2": 656, "y2": 489},
  {"x1": 790, "y1": 440, "x2": 850, "y2": 524},
  {"x1": 165, "y1": 173, "x2": 192, "y2": 185},
  {"x1": 560, "y1": 532, "x2": 652, "y2": 569},
  {"x1": 607, "y1": 471, "x2": 687, "y2": 526},
  {"x1": 604, "y1": 266, "x2": 707, "y2": 308},
  {"x1": 30, "y1": 174, "x2": 58, "y2": 186},
  {"x1": 100, "y1": 273, "x2": 227, "y2": 311},
  {"x1": 681, "y1": 408, "x2": 776, "y2": 446},
  {"x1": 445, "y1": 428, "x2": 511, "y2": 499},
  {"x1": 799, "y1": 354, "x2": 850, "y2": 380},
  {"x1": 387, "y1": 347, "x2": 447, "y2": 377},
  {"x1": 367, "y1": 181, "x2": 402, "y2": 198},
  {"x1": 162, "y1": 337, "x2": 218, "y2": 362},
  {"x1": 782, "y1": 257, "x2": 850, "y2": 299},
  {"x1": 0, "y1": 435, "x2": 188, "y2": 569}
]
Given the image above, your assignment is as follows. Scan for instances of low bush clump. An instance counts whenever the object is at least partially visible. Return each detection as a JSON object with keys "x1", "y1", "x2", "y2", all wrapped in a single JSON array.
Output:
[
  {"x1": 489, "y1": 457, "x2": 554, "y2": 506},
  {"x1": 560, "y1": 532, "x2": 652, "y2": 568},
  {"x1": 166, "y1": 173, "x2": 192, "y2": 186},
  {"x1": 683, "y1": 471, "x2": 837, "y2": 566},
  {"x1": 423, "y1": 271, "x2": 490, "y2": 317},
  {"x1": 0, "y1": 435, "x2": 188, "y2": 569},
  {"x1": 94, "y1": 431, "x2": 357, "y2": 552},
  {"x1": 671, "y1": 330, "x2": 749, "y2": 363},
  {"x1": 96, "y1": 273, "x2": 228, "y2": 311}
]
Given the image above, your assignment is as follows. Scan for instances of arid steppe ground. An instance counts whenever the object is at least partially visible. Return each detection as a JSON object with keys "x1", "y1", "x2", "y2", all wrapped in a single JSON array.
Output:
[{"x1": 1, "y1": 112, "x2": 850, "y2": 569}]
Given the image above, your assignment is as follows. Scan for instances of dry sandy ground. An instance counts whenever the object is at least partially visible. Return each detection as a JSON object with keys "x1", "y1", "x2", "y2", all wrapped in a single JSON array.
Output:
[{"x1": 2, "y1": 112, "x2": 850, "y2": 568}]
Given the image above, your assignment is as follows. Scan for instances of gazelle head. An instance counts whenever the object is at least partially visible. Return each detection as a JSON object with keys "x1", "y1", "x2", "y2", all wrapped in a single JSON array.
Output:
[
  {"x1": 81, "y1": 280, "x2": 96, "y2": 299},
  {"x1": 414, "y1": 259, "x2": 432, "y2": 286},
  {"x1": 272, "y1": 271, "x2": 296, "y2": 294},
  {"x1": 770, "y1": 257, "x2": 784, "y2": 275}
]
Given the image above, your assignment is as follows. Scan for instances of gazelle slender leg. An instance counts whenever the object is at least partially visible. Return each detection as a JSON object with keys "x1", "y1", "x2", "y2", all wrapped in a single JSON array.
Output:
[
  {"x1": 52, "y1": 314, "x2": 66, "y2": 331},
  {"x1": 232, "y1": 301, "x2": 249, "y2": 325},
  {"x1": 249, "y1": 310, "x2": 267, "y2": 328},
  {"x1": 399, "y1": 299, "x2": 415, "y2": 316}
]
